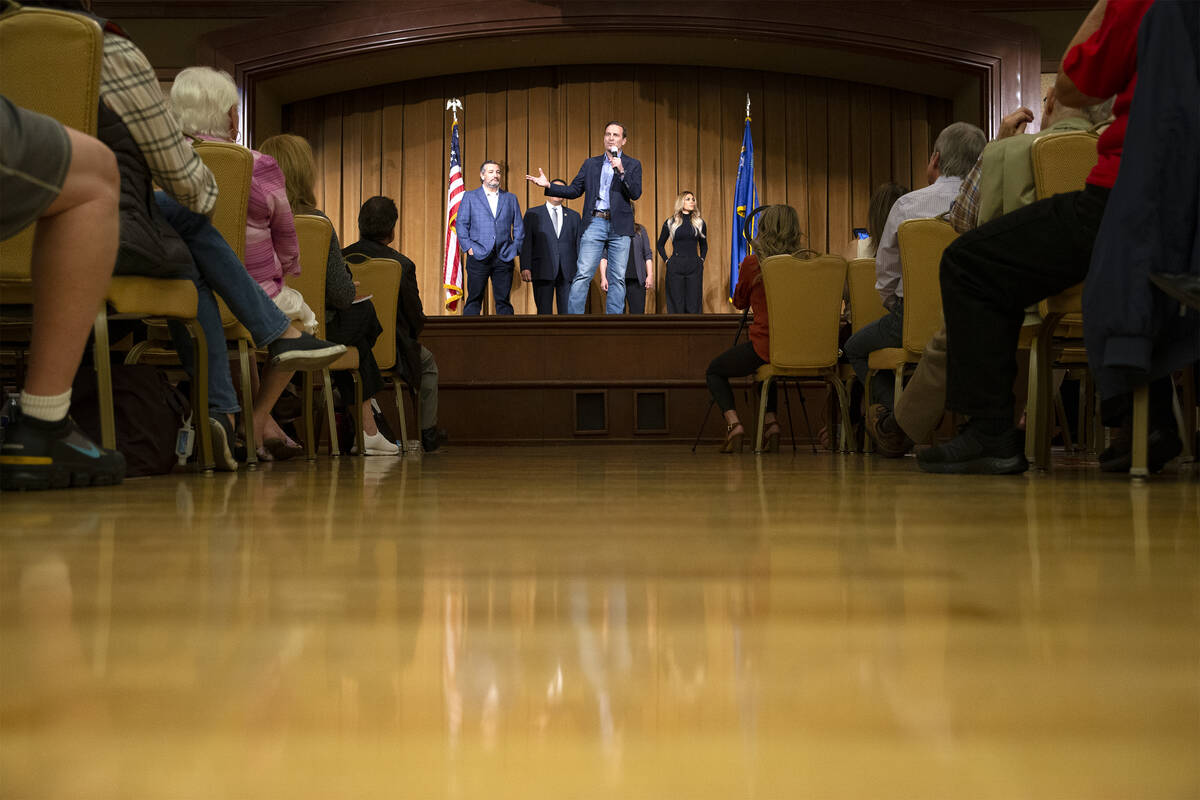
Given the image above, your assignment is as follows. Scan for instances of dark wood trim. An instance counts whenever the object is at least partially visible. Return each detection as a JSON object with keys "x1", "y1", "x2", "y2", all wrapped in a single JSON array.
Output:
[{"x1": 196, "y1": 0, "x2": 1038, "y2": 144}]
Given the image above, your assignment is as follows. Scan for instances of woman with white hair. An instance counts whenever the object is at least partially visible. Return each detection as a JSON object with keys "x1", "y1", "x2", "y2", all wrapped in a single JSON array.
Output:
[{"x1": 170, "y1": 66, "x2": 317, "y2": 460}]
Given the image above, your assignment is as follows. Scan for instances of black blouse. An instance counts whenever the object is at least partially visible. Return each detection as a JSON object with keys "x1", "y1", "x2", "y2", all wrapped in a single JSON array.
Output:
[{"x1": 656, "y1": 212, "x2": 708, "y2": 263}]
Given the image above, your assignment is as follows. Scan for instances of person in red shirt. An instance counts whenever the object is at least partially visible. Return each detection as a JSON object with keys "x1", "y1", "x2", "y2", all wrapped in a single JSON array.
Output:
[
  {"x1": 918, "y1": 0, "x2": 1153, "y2": 475},
  {"x1": 705, "y1": 205, "x2": 809, "y2": 453}
]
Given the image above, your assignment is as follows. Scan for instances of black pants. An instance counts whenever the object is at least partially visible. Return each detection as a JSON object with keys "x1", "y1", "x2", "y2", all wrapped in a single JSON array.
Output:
[
  {"x1": 942, "y1": 185, "x2": 1109, "y2": 420},
  {"x1": 464, "y1": 252, "x2": 514, "y2": 315},
  {"x1": 532, "y1": 270, "x2": 570, "y2": 315},
  {"x1": 625, "y1": 276, "x2": 646, "y2": 314},
  {"x1": 326, "y1": 299, "x2": 384, "y2": 404},
  {"x1": 706, "y1": 341, "x2": 776, "y2": 414},
  {"x1": 666, "y1": 259, "x2": 702, "y2": 313}
]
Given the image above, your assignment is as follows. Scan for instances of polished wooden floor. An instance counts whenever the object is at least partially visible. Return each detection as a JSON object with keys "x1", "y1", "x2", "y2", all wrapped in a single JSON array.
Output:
[{"x1": 2, "y1": 446, "x2": 1198, "y2": 799}]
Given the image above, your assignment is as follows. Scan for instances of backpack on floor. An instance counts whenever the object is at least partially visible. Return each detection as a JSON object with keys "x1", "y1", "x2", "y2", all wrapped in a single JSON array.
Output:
[{"x1": 70, "y1": 364, "x2": 190, "y2": 477}]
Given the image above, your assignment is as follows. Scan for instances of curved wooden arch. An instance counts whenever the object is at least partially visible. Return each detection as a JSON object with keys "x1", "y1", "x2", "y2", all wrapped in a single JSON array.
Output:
[{"x1": 198, "y1": 0, "x2": 1039, "y2": 143}]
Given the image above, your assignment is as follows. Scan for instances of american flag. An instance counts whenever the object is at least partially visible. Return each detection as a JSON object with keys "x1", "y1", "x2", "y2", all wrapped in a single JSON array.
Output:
[{"x1": 442, "y1": 119, "x2": 465, "y2": 311}]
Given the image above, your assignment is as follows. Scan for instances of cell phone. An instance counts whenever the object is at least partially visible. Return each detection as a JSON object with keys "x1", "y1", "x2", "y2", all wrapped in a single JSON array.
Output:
[{"x1": 853, "y1": 227, "x2": 870, "y2": 240}]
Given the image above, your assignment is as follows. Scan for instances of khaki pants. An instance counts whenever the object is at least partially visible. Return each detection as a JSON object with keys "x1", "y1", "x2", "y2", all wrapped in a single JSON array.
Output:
[{"x1": 895, "y1": 324, "x2": 947, "y2": 441}]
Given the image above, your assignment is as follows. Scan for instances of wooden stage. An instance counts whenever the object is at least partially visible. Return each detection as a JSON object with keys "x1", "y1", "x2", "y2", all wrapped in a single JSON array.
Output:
[
  {"x1": 1, "y1": 447, "x2": 1197, "y2": 798},
  {"x1": 420, "y1": 315, "x2": 832, "y2": 445}
]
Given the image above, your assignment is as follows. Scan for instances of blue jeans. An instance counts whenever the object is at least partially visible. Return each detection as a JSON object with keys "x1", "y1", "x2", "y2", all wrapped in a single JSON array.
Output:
[
  {"x1": 156, "y1": 192, "x2": 291, "y2": 415},
  {"x1": 569, "y1": 217, "x2": 630, "y2": 315},
  {"x1": 844, "y1": 301, "x2": 904, "y2": 409}
]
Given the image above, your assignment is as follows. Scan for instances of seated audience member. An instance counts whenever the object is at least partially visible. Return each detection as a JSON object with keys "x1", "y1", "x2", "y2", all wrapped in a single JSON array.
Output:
[
  {"x1": 842, "y1": 182, "x2": 908, "y2": 262},
  {"x1": 867, "y1": 90, "x2": 1113, "y2": 458},
  {"x1": 21, "y1": 1, "x2": 345, "y2": 471},
  {"x1": 919, "y1": 0, "x2": 1154, "y2": 475},
  {"x1": 705, "y1": 205, "x2": 812, "y2": 453},
  {"x1": 842, "y1": 122, "x2": 986, "y2": 413},
  {"x1": 259, "y1": 134, "x2": 399, "y2": 456},
  {"x1": 598, "y1": 210, "x2": 653, "y2": 314},
  {"x1": 1082, "y1": 0, "x2": 1198, "y2": 470},
  {"x1": 171, "y1": 65, "x2": 338, "y2": 462},
  {"x1": 342, "y1": 197, "x2": 445, "y2": 453},
  {"x1": 0, "y1": 98, "x2": 124, "y2": 490}
]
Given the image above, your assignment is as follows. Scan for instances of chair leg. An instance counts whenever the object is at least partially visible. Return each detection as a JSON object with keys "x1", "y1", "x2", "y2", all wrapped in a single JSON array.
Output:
[
  {"x1": 829, "y1": 377, "x2": 853, "y2": 455},
  {"x1": 863, "y1": 371, "x2": 874, "y2": 454},
  {"x1": 302, "y1": 371, "x2": 316, "y2": 461},
  {"x1": 1179, "y1": 366, "x2": 1196, "y2": 462},
  {"x1": 322, "y1": 373, "x2": 340, "y2": 457},
  {"x1": 183, "y1": 319, "x2": 213, "y2": 473},
  {"x1": 237, "y1": 339, "x2": 257, "y2": 469},
  {"x1": 392, "y1": 380, "x2": 409, "y2": 452},
  {"x1": 781, "y1": 380, "x2": 797, "y2": 454},
  {"x1": 1171, "y1": 377, "x2": 1192, "y2": 463},
  {"x1": 92, "y1": 308, "x2": 116, "y2": 451},
  {"x1": 893, "y1": 367, "x2": 905, "y2": 408},
  {"x1": 353, "y1": 374, "x2": 365, "y2": 457},
  {"x1": 1131, "y1": 383, "x2": 1151, "y2": 478},
  {"x1": 1054, "y1": 389, "x2": 1074, "y2": 451},
  {"x1": 754, "y1": 376, "x2": 772, "y2": 454}
]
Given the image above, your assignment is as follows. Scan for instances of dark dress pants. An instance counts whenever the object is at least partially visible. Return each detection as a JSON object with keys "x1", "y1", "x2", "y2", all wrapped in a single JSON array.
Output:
[
  {"x1": 325, "y1": 299, "x2": 384, "y2": 404},
  {"x1": 666, "y1": 257, "x2": 702, "y2": 313},
  {"x1": 941, "y1": 184, "x2": 1109, "y2": 420},
  {"x1": 464, "y1": 251, "x2": 514, "y2": 316},
  {"x1": 532, "y1": 268, "x2": 570, "y2": 315},
  {"x1": 624, "y1": 277, "x2": 646, "y2": 314},
  {"x1": 843, "y1": 304, "x2": 904, "y2": 408},
  {"x1": 706, "y1": 341, "x2": 776, "y2": 413}
]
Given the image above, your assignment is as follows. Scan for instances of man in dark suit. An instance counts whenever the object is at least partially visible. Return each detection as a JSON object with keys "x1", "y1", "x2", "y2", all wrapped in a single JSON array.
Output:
[
  {"x1": 456, "y1": 160, "x2": 524, "y2": 315},
  {"x1": 519, "y1": 178, "x2": 581, "y2": 315},
  {"x1": 526, "y1": 121, "x2": 642, "y2": 315}
]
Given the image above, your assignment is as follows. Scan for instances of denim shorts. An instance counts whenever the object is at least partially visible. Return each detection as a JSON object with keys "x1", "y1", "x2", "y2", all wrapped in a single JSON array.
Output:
[{"x1": 0, "y1": 95, "x2": 72, "y2": 240}]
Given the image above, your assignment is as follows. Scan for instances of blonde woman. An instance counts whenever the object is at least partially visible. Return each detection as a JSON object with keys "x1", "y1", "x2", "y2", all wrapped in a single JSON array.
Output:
[{"x1": 656, "y1": 191, "x2": 708, "y2": 313}]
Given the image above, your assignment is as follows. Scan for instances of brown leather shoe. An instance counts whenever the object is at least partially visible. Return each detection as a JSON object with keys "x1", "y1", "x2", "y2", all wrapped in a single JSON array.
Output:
[{"x1": 865, "y1": 404, "x2": 914, "y2": 458}]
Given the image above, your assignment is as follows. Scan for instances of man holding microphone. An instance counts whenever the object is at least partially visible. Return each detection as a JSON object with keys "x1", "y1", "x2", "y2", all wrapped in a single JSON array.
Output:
[{"x1": 526, "y1": 121, "x2": 642, "y2": 315}]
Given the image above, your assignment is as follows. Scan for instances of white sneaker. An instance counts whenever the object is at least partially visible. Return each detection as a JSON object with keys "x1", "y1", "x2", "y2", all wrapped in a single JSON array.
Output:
[{"x1": 361, "y1": 430, "x2": 400, "y2": 456}]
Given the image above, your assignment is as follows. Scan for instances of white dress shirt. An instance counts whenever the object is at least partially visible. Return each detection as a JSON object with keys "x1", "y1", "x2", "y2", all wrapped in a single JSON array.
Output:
[
  {"x1": 485, "y1": 186, "x2": 500, "y2": 217},
  {"x1": 874, "y1": 175, "x2": 963, "y2": 309},
  {"x1": 545, "y1": 202, "x2": 562, "y2": 236}
]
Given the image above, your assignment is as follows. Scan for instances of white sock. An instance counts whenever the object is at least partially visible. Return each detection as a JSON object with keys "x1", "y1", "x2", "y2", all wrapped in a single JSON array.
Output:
[{"x1": 20, "y1": 389, "x2": 72, "y2": 423}]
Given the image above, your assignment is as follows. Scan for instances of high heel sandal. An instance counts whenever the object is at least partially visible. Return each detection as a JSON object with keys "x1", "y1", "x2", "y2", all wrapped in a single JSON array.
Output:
[
  {"x1": 762, "y1": 423, "x2": 781, "y2": 453},
  {"x1": 719, "y1": 423, "x2": 745, "y2": 454}
]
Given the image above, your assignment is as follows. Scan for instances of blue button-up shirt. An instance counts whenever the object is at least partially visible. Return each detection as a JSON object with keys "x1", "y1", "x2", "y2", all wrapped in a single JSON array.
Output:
[{"x1": 596, "y1": 153, "x2": 616, "y2": 212}]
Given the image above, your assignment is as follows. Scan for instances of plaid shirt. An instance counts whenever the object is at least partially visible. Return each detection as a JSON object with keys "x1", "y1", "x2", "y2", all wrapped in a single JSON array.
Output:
[
  {"x1": 948, "y1": 155, "x2": 983, "y2": 234},
  {"x1": 99, "y1": 32, "x2": 217, "y2": 215}
]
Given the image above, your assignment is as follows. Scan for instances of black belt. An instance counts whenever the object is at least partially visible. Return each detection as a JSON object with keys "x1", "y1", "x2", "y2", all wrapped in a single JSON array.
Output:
[{"x1": 592, "y1": 209, "x2": 611, "y2": 219}]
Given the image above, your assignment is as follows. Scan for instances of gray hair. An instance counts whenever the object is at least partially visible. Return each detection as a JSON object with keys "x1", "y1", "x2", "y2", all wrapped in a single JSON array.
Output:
[
  {"x1": 1083, "y1": 96, "x2": 1115, "y2": 125},
  {"x1": 932, "y1": 122, "x2": 987, "y2": 178},
  {"x1": 170, "y1": 66, "x2": 239, "y2": 139}
]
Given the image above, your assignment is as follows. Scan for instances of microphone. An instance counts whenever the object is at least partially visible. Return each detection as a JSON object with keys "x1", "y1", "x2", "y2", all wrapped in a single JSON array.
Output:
[{"x1": 609, "y1": 146, "x2": 621, "y2": 174}]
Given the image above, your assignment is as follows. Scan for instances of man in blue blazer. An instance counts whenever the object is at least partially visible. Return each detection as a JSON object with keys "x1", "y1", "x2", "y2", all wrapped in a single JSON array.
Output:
[
  {"x1": 526, "y1": 121, "x2": 642, "y2": 315},
  {"x1": 520, "y1": 178, "x2": 582, "y2": 314},
  {"x1": 456, "y1": 160, "x2": 524, "y2": 315}
]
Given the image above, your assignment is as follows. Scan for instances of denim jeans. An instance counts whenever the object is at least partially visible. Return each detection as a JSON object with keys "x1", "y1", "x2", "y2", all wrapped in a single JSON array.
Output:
[
  {"x1": 156, "y1": 192, "x2": 291, "y2": 414},
  {"x1": 844, "y1": 302, "x2": 904, "y2": 409},
  {"x1": 570, "y1": 217, "x2": 630, "y2": 314}
]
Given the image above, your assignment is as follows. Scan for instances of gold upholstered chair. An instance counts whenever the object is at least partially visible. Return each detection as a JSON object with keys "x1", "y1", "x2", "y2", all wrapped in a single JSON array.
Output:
[
  {"x1": 1023, "y1": 131, "x2": 1099, "y2": 470},
  {"x1": 844, "y1": 257, "x2": 885, "y2": 452},
  {"x1": 753, "y1": 254, "x2": 851, "y2": 455},
  {"x1": 289, "y1": 214, "x2": 364, "y2": 458},
  {"x1": 0, "y1": 4, "x2": 213, "y2": 469},
  {"x1": 346, "y1": 257, "x2": 412, "y2": 450},
  {"x1": 864, "y1": 217, "x2": 957, "y2": 416},
  {"x1": 126, "y1": 140, "x2": 260, "y2": 465}
]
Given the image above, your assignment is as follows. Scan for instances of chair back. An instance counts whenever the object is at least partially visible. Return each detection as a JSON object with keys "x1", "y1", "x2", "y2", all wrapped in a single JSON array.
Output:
[
  {"x1": 0, "y1": 5, "x2": 103, "y2": 283},
  {"x1": 897, "y1": 217, "x2": 958, "y2": 356},
  {"x1": 760, "y1": 254, "x2": 847, "y2": 370},
  {"x1": 193, "y1": 141, "x2": 253, "y2": 260},
  {"x1": 1031, "y1": 131, "x2": 1098, "y2": 200},
  {"x1": 349, "y1": 259, "x2": 402, "y2": 372},
  {"x1": 847, "y1": 257, "x2": 885, "y2": 334},
  {"x1": 288, "y1": 214, "x2": 334, "y2": 336}
]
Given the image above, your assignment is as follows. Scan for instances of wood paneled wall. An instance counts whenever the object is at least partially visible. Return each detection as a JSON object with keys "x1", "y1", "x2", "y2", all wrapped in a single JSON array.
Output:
[{"x1": 283, "y1": 65, "x2": 952, "y2": 315}]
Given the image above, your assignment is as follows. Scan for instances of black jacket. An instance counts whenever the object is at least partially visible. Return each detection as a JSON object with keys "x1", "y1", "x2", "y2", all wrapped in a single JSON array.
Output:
[
  {"x1": 1083, "y1": 0, "x2": 1200, "y2": 398},
  {"x1": 97, "y1": 100, "x2": 196, "y2": 280},
  {"x1": 520, "y1": 203, "x2": 580, "y2": 282}
]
